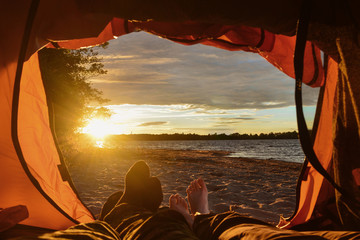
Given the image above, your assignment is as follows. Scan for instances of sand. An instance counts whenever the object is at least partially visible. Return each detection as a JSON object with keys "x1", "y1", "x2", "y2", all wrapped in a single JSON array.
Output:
[{"x1": 67, "y1": 148, "x2": 302, "y2": 225}]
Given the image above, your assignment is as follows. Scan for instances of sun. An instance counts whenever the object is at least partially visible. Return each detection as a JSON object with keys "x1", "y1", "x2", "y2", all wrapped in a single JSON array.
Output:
[{"x1": 81, "y1": 118, "x2": 114, "y2": 139}]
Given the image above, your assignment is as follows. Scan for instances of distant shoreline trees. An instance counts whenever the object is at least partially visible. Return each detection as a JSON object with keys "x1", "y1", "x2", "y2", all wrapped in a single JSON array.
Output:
[{"x1": 104, "y1": 131, "x2": 299, "y2": 142}]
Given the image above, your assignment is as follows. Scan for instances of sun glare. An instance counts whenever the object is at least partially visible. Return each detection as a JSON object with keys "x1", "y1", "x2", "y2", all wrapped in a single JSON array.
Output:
[{"x1": 82, "y1": 118, "x2": 114, "y2": 139}]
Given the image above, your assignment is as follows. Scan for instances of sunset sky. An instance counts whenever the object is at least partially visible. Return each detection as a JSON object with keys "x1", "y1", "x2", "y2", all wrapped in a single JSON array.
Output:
[{"x1": 87, "y1": 31, "x2": 319, "y2": 135}]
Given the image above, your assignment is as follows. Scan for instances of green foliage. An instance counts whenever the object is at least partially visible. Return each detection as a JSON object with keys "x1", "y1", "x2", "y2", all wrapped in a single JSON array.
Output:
[{"x1": 39, "y1": 44, "x2": 111, "y2": 138}]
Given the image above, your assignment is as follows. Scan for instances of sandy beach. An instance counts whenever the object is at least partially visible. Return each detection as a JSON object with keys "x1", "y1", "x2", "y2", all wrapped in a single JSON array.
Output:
[{"x1": 67, "y1": 148, "x2": 302, "y2": 225}]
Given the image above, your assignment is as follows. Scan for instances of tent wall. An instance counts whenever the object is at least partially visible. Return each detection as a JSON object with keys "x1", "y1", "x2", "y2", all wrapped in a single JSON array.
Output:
[
  {"x1": 20, "y1": 53, "x2": 94, "y2": 226},
  {"x1": 280, "y1": 57, "x2": 338, "y2": 228},
  {"x1": 0, "y1": 1, "x2": 122, "y2": 230},
  {"x1": 0, "y1": 51, "x2": 94, "y2": 230},
  {"x1": 0, "y1": 1, "x2": 98, "y2": 230},
  {"x1": 1, "y1": 0, "x2": 139, "y2": 229}
]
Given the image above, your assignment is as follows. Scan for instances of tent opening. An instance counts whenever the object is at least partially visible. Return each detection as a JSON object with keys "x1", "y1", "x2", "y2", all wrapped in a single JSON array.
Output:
[{"x1": 39, "y1": 32, "x2": 320, "y2": 225}]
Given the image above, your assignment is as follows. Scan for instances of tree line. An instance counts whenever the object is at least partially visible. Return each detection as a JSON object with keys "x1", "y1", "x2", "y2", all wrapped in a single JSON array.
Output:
[{"x1": 105, "y1": 131, "x2": 299, "y2": 142}]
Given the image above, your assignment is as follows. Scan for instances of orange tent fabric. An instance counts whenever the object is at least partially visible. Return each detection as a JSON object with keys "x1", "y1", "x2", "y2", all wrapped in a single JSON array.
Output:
[
  {"x1": 278, "y1": 57, "x2": 339, "y2": 228},
  {"x1": 0, "y1": 0, "x2": 111, "y2": 230},
  {"x1": 0, "y1": 52, "x2": 93, "y2": 230}
]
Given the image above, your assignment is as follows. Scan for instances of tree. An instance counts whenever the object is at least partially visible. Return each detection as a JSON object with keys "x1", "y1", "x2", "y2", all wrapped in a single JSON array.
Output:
[{"x1": 39, "y1": 43, "x2": 111, "y2": 139}]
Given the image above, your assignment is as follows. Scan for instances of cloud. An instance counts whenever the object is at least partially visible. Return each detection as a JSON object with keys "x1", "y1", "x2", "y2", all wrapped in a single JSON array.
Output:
[
  {"x1": 102, "y1": 103, "x2": 306, "y2": 134},
  {"x1": 92, "y1": 32, "x2": 319, "y2": 110},
  {"x1": 212, "y1": 117, "x2": 257, "y2": 126},
  {"x1": 102, "y1": 57, "x2": 180, "y2": 66},
  {"x1": 213, "y1": 122, "x2": 242, "y2": 126},
  {"x1": 174, "y1": 127, "x2": 232, "y2": 132},
  {"x1": 91, "y1": 78, "x2": 169, "y2": 85},
  {"x1": 194, "y1": 110, "x2": 228, "y2": 115},
  {"x1": 138, "y1": 121, "x2": 168, "y2": 127},
  {"x1": 101, "y1": 55, "x2": 136, "y2": 60},
  {"x1": 228, "y1": 117, "x2": 256, "y2": 120}
]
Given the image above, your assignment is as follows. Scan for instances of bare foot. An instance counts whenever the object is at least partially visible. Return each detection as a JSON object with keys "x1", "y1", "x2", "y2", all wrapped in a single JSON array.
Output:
[
  {"x1": 169, "y1": 194, "x2": 194, "y2": 228},
  {"x1": 186, "y1": 178, "x2": 210, "y2": 215}
]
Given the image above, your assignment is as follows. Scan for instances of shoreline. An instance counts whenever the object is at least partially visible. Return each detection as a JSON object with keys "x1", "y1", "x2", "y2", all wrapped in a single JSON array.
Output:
[
  {"x1": 68, "y1": 148, "x2": 302, "y2": 225},
  {"x1": 85, "y1": 138, "x2": 305, "y2": 163}
]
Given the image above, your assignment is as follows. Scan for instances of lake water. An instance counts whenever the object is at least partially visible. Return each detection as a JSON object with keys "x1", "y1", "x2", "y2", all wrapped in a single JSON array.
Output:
[{"x1": 111, "y1": 139, "x2": 305, "y2": 163}]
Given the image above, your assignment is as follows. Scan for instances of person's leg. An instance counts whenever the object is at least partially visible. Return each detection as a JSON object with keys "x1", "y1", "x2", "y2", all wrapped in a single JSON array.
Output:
[
  {"x1": 104, "y1": 195, "x2": 198, "y2": 239},
  {"x1": 186, "y1": 178, "x2": 270, "y2": 239},
  {"x1": 38, "y1": 221, "x2": 121, "y2": 240},
  {"x1": 169, "y1": 194, "x2": 193, "y2": 228},
  {"x1": 130, "y1": 206, "x2": 198, "y2": 240},
  {"x1": 193, "y1": 211, "x2": 270, "y2": 240},
  {"x1": 100, "y1": 161, "x2": 162, "y2": 221},
  {"x1": 99, "y1": 191, "x2": 123, "y2": 220},
  {"x1": 103, "y1": 161, "x2": 198, "y2": 239},
  {"x1": 141, "y1": 176, "x2": 163, "y2": 212},
  {"x1": 118, "y1": 161, "x2": 162, "y2": 211},
  {"x1": 187, "y1": 178, "x2": 326, "y2": 240}
]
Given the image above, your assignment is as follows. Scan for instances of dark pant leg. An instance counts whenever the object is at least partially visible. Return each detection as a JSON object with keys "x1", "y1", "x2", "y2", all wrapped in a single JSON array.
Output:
[
  {"x1": 304, "y1": 231, "x2": 360, "y2": 240},
  {"x1": 193, "y1": 211, "x2": 272, "y2": 240},
  {"x1": 193, "y1": 211, "x2": 327, "y2": 240},
  {"x1": 36, "y1": 221, "x2": 120, "y2": 240},
  {"x1": 99, "y1": 191, "x2": 123, "y2": 220},
  {"x1": 104, "y1": 203, "x2": 199, "y2": 240}
]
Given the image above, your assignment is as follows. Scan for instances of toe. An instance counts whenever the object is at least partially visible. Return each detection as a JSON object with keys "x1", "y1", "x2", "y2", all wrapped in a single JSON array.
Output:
[
  {"x1": 197, "y1": 179, "x2": 206, "y2": 191},
  {"x1": 194, "y1": 181, "x2": 200, "y2": 191},
  {"x1": 191, "y1": 181, "x2": 196, "y2": 190},
  {"x1": 175, "y1": 194, "x2": 181, "y2": 203},
  {"x1": 169, "y1": 194, "x2": 175, "y2": 203},
  {"x1": 198, "y1": 178, "x2": 204, "y2": 186}
]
